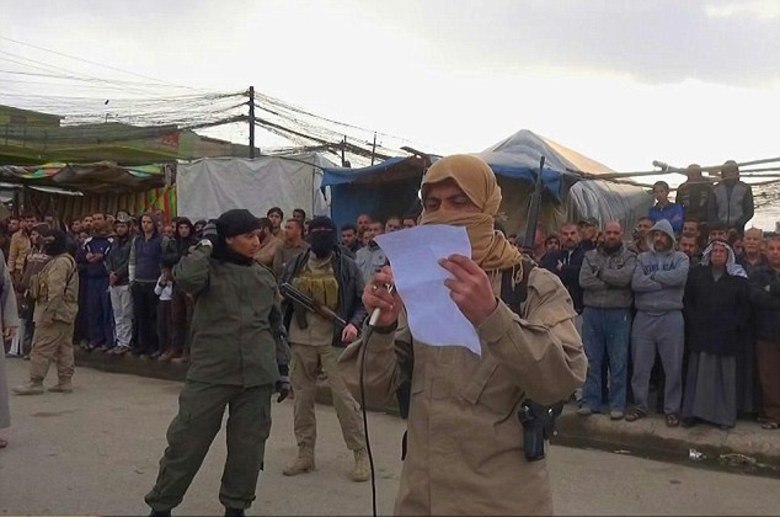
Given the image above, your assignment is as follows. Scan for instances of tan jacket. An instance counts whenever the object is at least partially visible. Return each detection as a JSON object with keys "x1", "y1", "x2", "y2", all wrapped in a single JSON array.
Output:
[
  {"x1": 339, "y1": 267, "x2": 586, "y2": 516},
  {"x1": 32, "y1": 254, "x2": 79, "y2": 325},
  {"x1": 8, "y1": 230, "x2": 31, "y2": 279}
]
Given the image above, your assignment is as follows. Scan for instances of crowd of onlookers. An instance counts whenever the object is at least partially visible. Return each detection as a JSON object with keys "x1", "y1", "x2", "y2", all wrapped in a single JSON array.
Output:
[
  {"x1": 523, "y1": 161, "x2": 780, "y2": 432},
  {"x1": 1, "y1": 159, "x2": 778, "y2": 433}
]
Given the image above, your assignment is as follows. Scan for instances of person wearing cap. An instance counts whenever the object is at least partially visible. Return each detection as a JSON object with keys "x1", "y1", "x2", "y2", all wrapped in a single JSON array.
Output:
[
  {"x1": 279, "y1": 216, "x2": 370, "y2": 482},
  {"x1": 707, "y1": 160, "x2": 754, "y2": 235},
  {"x1": 342, "y1": 155, "x2": 586, "y2": 515},
  {"x1": 675, "y1": 164, "x2": 713, "y2": 227},
  {"x1": 145, "y1": 209, "x2": 291, "y2": 516},
  {"x1": 13, "y1": 230, "x2": 79, "y2": 395},
  {"x1": 577, "y1": 217, "x2": 600, "y2": 251},
  {"x1": 648, "y1": 181, "x2": 684, "y2": 235},
  {"x1": 105, "y1": 213, "x2": 134, "y2": 355}
]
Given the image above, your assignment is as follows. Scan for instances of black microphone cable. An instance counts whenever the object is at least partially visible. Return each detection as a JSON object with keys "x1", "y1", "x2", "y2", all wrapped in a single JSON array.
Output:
[{"x1": 358, "y1": 284, "x2": 395, "y2": 517}]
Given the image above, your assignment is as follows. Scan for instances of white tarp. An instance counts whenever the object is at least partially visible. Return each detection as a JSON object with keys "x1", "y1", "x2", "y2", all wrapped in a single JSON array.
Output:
[{"x1": 176, "y1": 154, "x2": 334, "y2": 220}]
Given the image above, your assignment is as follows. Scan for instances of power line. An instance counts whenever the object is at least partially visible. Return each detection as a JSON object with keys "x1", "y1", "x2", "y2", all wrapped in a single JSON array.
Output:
[{"x1": 0, "y1": 35, "x2": 204, "y2": 93}]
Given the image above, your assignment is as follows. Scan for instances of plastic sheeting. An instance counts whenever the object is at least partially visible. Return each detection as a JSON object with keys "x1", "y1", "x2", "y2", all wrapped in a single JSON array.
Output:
[
  {"x1": 482, "y1": 130, "x2": 651, "y2": 236},
  {"x1": 176, "y1": 154, "x2": 334, "y2": 221},
  {"x1": 320, "y1": 130, "x2": 653, "y2": 236}
]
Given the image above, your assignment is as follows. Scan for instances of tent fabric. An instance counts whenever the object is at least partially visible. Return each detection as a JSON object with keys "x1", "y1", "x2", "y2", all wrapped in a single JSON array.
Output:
[
  {"x1": 0, "y1": 161, "x2": 167, "y2": 193},
  {"x1": 22, "y1": 186, "x2": 177, "y2": 227},
  {"x1": 479, "y1": 130, "x2": 651, "y2": 235},
  {"x1": 321, "y1": 157, "x2": 409, "y2": 187},
  {"x1": 321, "y1": 155, "x2": 432, "y2": 229},
  {"x1": 321, "y1": 129, "x2": 651, "y2": 237},
  {"x1": 176, "y1": 154, "x2": 333, "y2": 221},
  {"x1": 479, "y1": 130, "x2": 599, "y2": 200}
]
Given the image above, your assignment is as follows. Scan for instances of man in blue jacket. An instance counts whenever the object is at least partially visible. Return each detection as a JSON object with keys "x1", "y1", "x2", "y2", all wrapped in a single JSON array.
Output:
[
  {"x1": 648, "y1": 181, "x2": 684, "y2": 235},
  {"x1": 627, "y1": 220, "x2": 689, "y2": 426},
  {"x1": 77, "y1": 213, "x2": 114, "y2": 351}
]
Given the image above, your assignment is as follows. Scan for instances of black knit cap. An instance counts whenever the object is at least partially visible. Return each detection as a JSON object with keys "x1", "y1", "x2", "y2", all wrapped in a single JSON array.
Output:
[
  {"x1": 216, "y1": 209, "x2": 262, "y2": 238},
  {"x1": 308, "y1": 215, "x2": 336, "y2": 232}
]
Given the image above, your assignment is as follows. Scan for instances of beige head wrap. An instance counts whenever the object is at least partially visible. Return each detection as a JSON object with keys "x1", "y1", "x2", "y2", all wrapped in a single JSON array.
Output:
[{"x1": 420, "y1": 154, "x2": 522, "y2": 272}]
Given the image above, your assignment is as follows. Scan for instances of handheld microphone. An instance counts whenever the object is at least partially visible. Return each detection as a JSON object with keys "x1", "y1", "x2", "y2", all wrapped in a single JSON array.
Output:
[{"x1": 368, "y1": 284, "x2": 395, "y2": 327}]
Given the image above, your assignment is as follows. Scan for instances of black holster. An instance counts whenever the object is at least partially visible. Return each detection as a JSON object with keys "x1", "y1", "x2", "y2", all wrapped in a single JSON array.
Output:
[{"x1": 518, "y1": 400, "x2": 563, "y2": 462}]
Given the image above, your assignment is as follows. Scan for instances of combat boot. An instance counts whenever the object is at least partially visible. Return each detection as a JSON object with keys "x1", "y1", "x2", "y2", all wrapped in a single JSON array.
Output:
[
  {"x1": 349, "y1": 448, "x2": 370, "y2": 482},
  {"x1": 282, "y1": 447, "x2": 315, "y2": 476},
  {"x1": 49, "y1": 379, "x2": 73, "y2": 393},
  {"x1": 12, "y1": 380, "x2": 45, "y2": 396}
]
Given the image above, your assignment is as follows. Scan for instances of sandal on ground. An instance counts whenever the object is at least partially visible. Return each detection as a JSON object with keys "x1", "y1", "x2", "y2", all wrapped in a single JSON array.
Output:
[
  {"x1": 624, "y1": 408, "x2": 647, "y2": 422},
  {"x1": 761, "y1": 421, "x2": 780, "y2": 430},
  {"x1": 665, "y1": 413, "x2": 681, "y2": 427},
  {"x1": 0, "y1": 438, "x2": 7, "y2": 449}
]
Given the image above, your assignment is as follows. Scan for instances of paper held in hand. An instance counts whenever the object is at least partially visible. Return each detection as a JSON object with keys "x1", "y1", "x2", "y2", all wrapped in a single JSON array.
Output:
[{"x1": 374, "y1": 224, "x2": 481, "y2": 356}]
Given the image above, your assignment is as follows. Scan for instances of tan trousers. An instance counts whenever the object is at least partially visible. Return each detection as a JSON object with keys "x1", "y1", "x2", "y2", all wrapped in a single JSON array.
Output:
[
  {"x1": 290, "y1": 343, "x2": 365, "y2": 452},
  {"x1": 29, "y1": 321, "x2": 75, "y2": 382}
]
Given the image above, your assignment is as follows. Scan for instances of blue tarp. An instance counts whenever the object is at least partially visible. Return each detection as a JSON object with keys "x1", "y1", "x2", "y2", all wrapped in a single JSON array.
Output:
[{"x1": 321, "y1": 157, "x2": 408, "y2": 187}]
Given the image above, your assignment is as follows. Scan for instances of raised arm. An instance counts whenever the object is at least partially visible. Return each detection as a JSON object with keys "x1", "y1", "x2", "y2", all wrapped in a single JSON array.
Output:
[{"x1": 172, "y1": 244, "x2": 212, "y2": 296}]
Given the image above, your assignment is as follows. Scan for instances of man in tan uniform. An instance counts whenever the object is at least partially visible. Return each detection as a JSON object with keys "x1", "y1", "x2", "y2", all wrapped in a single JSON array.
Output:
[
  {"x1": 342, "y1": 155, "x2": 587, "y2": 515},
  {"x1": 8, "y1": 212, "x2": 36, "y2": 285},
  {"x1": 280, "y1": 216, "x2": 369, "y2": 482},
  {"x1": 13, "y1": 230, "x2": 79, "y2": 395}
]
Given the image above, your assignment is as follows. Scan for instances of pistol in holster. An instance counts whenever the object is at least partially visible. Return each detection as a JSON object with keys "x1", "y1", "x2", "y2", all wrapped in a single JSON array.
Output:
[{"x1": 517, "y1": 400, "x2": 563, "y2": 462}]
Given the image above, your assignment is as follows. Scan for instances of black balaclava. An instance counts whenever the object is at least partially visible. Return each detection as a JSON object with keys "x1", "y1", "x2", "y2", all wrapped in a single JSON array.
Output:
[
  {"x1": 308, "y1": 216, "x2": 338, "y2": 258},
  {"x1": 43, "y1": 229, "x2": 68, "y2": 256}
]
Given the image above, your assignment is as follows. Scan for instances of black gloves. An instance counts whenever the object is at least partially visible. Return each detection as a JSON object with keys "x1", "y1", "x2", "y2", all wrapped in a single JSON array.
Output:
[
  {"x1": 275, "y1": 375, "x2": 292, "y2": 402},
  {"x1": 201, "y1": 220, "x2": 219, "y2": 247}
]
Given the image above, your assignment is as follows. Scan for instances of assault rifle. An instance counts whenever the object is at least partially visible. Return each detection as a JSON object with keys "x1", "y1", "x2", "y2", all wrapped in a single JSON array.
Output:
[
  {"x1": 521, "y1": 156, "x2": 545, "y2": 255},
  {"x1": 279, "y1": 282, "x2": 349, "y2": 329}
]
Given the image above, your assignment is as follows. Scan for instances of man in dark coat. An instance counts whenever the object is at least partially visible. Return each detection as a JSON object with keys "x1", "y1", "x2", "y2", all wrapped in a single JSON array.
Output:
[{"x1": 682, "y1": 240, "x2": 750, "y2": 428}]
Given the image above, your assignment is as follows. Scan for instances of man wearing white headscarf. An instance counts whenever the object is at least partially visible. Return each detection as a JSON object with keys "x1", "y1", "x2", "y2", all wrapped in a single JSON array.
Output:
[{"x1": 681, "y1": 240, "x2": 750, "y2": 429}]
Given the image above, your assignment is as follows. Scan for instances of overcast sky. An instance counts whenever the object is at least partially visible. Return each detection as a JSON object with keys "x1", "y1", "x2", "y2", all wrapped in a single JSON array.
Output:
[{"x1": 2, "y1": 0, "x2": 779, "y2": 225}]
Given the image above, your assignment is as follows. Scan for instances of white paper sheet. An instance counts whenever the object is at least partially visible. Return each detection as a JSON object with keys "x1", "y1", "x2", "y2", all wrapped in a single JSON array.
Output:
[{"x1": 375, "y1": 225, "x2": 481, "y2": 355}]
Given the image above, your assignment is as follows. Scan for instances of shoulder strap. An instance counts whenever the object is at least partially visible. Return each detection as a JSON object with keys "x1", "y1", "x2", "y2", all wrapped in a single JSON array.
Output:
[{"x1": 501, "y1": 257, "x2": 536, "y2": 317}]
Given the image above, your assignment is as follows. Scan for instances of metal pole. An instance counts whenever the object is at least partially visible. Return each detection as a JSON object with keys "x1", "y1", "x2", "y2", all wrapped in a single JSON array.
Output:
[
  {"x1": 248, "y1": 85, "x2": 256, "y2": 158},
  {"x1": 371, "y1": 132, "x2": 377, "y2": 166}
]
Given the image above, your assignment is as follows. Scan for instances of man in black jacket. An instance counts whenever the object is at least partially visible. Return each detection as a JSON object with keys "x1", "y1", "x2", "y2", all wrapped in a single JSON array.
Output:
[
  {"x1": 541, "y1": 222, "x2": 586, "y2": 323},
  {"x1": 279, "y1": 216, "x2": 369, "y2": 482}
]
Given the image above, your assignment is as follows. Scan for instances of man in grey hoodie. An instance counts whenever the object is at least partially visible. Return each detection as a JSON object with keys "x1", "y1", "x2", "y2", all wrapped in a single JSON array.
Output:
[{"x1": 627, "y1": 219, "x2": 689, "y2": 427}]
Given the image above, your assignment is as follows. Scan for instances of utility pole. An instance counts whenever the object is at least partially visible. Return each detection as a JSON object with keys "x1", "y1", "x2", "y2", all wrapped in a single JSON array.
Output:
[
  {"x1": 248, "y1": 85, "x2": 256, "y2": 158},
  {"x1": 370, "y1": 132, "x2": 377, "y2": 166}
]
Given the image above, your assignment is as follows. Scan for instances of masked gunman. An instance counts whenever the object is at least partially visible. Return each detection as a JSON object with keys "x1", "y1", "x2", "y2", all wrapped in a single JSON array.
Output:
[
  {"x1": 13, "y1": 230, "x2": 79, "y2": 395},
  {"x1": 145, "y1": 209, "x2": 291, "y2": 517},
  {"x1": 280, "y1": 216, "x2": 370, "y2": 482},
  {"x1": 341, "y1": 155, "x2": 587, "y2": 515}
]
